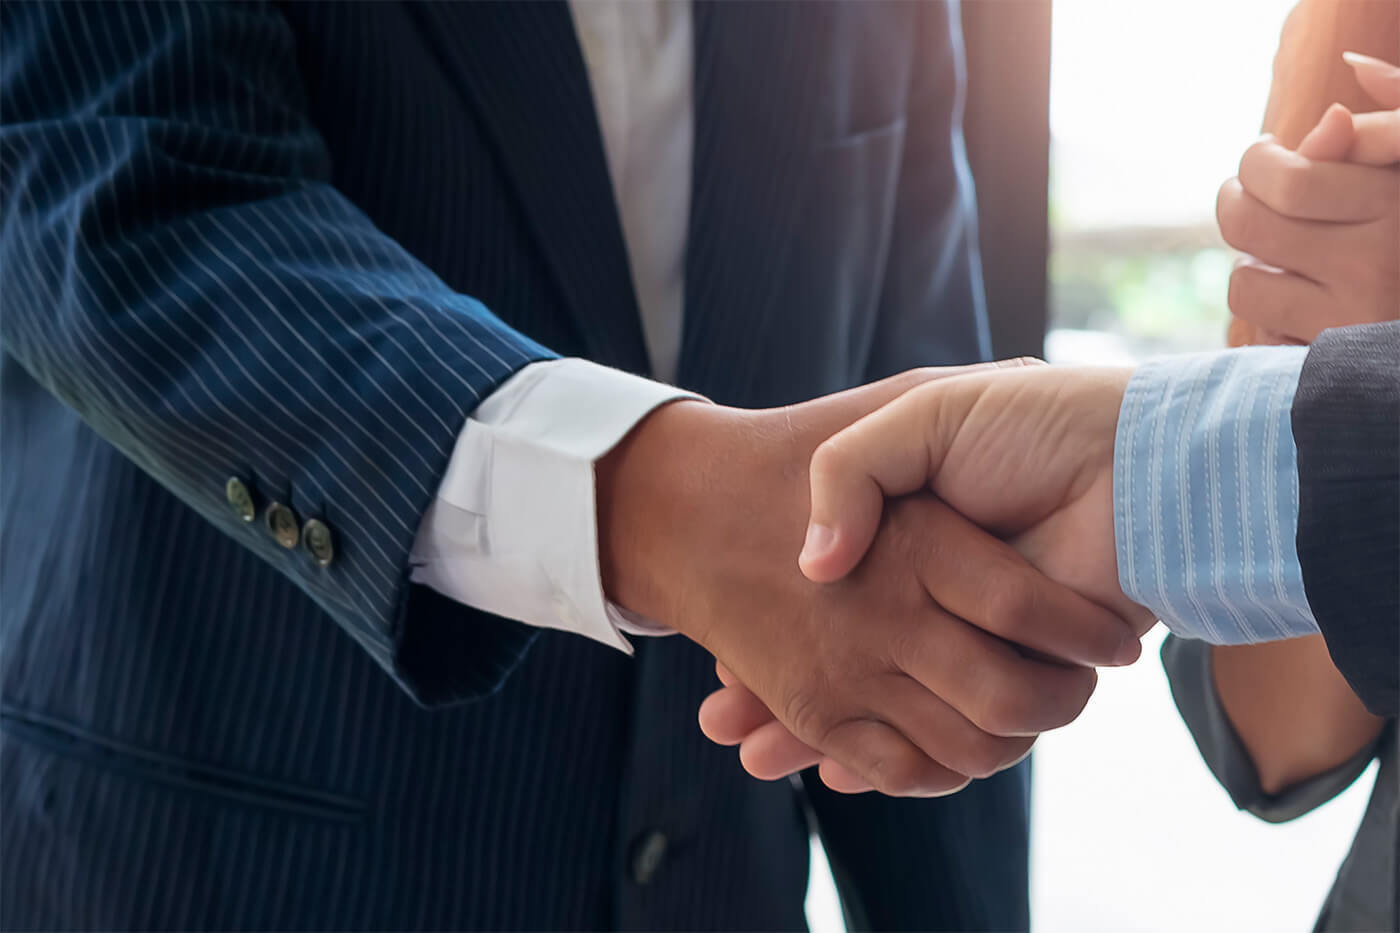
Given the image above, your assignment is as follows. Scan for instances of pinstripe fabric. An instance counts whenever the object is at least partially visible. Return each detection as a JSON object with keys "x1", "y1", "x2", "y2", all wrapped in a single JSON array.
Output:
[
  {"x1": 1113, "y1": 347, "x2": 1317, "y2": 645},
  {"x1": 2, "y1": 2, "x2": 1019, "y2": 929},
  {"x1": 1292, "y1": 322, "x2": 1400, "y2": 718}
]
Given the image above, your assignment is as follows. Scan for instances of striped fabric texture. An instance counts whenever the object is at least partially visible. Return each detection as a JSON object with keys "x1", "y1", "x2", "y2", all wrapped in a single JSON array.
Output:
[
  {"x1": 1291, "y1": 322, "x2": 1400, "y2": 718},
  {"x1": 1114, "y1": 346, "x2": 1317, "y2": 645},
  {"x1": 1, "y1": 2, "x2": 1024, "y2": 929}
]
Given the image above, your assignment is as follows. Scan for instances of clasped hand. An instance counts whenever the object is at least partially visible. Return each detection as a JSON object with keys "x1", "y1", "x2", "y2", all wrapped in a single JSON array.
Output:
[
  {"x1": 599, "y1": 363, "x2": 1148, "y2": 798},
  {"x1": 695, "y1": 366, "x2": 1156, "y2": 795},
  {"x1": 1221, "y1": 52, "x2": 1399, "y2": 345}
]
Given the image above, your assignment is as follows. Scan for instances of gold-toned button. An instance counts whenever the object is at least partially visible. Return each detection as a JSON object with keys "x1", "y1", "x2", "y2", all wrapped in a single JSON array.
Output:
[
  {"x1": 225, "y1": 477, "x2": 256, "y2": 523},
  {"x1": 302, "y1": 518, "x2": 334, "y2": 568},
  {"x1": 265, "y1": 502, "x2": 300, "y2": 549}
]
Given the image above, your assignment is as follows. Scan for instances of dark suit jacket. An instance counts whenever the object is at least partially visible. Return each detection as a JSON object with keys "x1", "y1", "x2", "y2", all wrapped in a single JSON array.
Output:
[
  {"x1": 0, "y1": 2, "x2": 1029, "y2": 930},
  {"x1": 1293, "y1": 321, "x2": 1400, "y2": 718}
]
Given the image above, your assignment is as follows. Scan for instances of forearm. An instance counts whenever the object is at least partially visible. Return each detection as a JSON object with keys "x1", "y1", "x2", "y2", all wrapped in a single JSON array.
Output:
[
  {"x1": 1, "y1": 2, "x2": 555, "y2": 699},
  {"x1": 1211, "y1": 637, "x2": 1384, "y2": 795}
]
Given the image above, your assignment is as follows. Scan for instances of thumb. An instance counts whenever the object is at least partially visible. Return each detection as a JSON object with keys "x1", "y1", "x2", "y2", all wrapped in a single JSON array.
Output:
[
  {"x1": 798, "y1": 378, "x2": 975, "y2": 583},
  {"x1": 1344, "y1": 51, "x2": 1400, "y2": 110},
  {"x1": 1296, "y1": 103, "x2": 1355, "y2": 161}
]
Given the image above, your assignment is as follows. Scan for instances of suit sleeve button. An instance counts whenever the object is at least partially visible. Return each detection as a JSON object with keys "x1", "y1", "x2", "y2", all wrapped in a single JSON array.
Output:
[
  {"x1": 225, "y1": 477, "x2": 256, "y2": 523},
  {"x1": 302, "y1": 518, "x2": 335, "y2": 567},
  {"x1": 265, "y1": 502, "x2": 300, "y2": 549}
]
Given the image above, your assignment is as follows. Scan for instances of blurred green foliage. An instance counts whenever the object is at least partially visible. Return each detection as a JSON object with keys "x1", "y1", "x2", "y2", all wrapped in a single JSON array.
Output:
[{"x1": 1050, "y1": 239, "x2": 1234, "y2": 355}]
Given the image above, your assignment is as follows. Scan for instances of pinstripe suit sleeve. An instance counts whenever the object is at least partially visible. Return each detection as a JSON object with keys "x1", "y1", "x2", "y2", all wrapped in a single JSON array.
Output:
[{"x1": 0, "y1": 2, "x2": 556, "y2": 700}]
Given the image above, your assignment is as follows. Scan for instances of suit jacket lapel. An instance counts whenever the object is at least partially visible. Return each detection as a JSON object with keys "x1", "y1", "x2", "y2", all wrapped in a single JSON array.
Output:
[
  {"x1": 681, "y1": 2, "x2": 825, "y2": 402},
  {"x1": 407, "y1": 1, "x2": 651, "y2": 374}
]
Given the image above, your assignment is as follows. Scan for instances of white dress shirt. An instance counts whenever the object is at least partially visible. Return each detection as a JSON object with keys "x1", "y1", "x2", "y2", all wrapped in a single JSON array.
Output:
[{"x1": 410, "y1": 1, "x2": 697, "y2": 650}]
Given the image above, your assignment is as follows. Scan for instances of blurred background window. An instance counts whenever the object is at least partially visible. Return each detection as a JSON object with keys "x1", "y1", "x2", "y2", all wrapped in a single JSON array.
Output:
[
  {"x1": 1049, "y1": 0, "x2": 1298, "y2": 363},
  {"x1": 806, "y1": 2, "x2": 1378, "y2": 930}
]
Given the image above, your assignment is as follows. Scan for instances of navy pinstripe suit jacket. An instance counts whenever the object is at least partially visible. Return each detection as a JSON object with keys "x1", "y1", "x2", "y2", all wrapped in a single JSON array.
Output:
[{"x1": 1, "y1": 2, "x2": 1030, "y2": 929}]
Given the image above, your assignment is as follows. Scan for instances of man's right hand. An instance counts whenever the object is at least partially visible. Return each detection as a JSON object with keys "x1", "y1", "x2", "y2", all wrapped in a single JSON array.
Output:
[
  {"x1": 596, "y1": 368, "x2": 1143, "y2": 797},
  {"x1": 692, "y1": 364, "x2": 1163, "y2": 793}
]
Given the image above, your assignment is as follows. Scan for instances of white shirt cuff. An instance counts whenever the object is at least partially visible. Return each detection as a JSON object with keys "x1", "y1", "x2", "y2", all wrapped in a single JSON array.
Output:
[{"x1": 410, "y1": 359, "x2": 704, "y2": 652}]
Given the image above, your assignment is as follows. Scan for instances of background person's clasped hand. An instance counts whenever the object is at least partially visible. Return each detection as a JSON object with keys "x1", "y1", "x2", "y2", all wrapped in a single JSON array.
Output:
[
  {"x1": 698, "y1": 366, "x2": 1160, "y2": 793},
  {"x1": 1221, "y1": 52, "x2": 1400, "y2": 345}
]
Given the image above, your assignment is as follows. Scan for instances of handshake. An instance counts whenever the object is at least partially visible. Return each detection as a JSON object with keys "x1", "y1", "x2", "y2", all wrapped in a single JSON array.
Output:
[
  {"x1": 595, "y1": 50, "x2": 1399, "y2": 798},
  {"x1": 599, "y1": 362, "x2": 1158, "y2": 799}
]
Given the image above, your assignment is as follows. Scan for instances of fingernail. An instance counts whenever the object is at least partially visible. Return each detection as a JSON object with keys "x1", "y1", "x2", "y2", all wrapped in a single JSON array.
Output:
[
  {"x1": 1342, "y1": 50, "x2": 1399, "y2": 74},
  {"x1": 1112, "y1": 635, "x2": 1142, "y2": 666},
  {"x1": 799, "y1": 523, "x2": 835, "y2": 565}
]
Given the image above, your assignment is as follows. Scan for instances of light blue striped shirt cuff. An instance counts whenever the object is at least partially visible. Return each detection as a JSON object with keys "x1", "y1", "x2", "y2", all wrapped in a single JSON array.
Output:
[{"x1": 1113, "y1": 347, "x2": 1319, "y2": 645}]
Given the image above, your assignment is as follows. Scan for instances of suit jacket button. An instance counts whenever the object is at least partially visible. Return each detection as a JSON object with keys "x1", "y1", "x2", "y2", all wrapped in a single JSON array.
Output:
[
  {"x1": 630, "y1": 831, "x2": 668, "y2": 885},
  {"x1": 302, "y1": 518, "x2": 334, "y2": 567},
  {"x1": 225, "y1": 477, "x2": 256, "y2": 523},
  {"x1": 265, "y1": 502, "x2": 300, "y2": 549}
]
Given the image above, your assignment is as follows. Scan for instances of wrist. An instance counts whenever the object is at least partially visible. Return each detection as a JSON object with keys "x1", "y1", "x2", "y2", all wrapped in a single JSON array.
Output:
[{"x1": 597, "y1": 400, "x2": 753, "y2": 637}]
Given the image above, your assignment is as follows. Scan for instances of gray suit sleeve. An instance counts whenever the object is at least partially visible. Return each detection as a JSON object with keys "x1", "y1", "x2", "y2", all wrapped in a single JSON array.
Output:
[{"x1": 1160, "y1": 636, "x2": 1382, "y2": 823}]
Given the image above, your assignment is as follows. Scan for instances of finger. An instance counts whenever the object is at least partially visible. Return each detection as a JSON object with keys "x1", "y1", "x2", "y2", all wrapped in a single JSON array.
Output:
[
  {"x1": 738, "y1": 721, "x2": 822, "y2": 780},
  {"x1": 1217, "y1": 178, "x2": 1348, "y2": 280},
  {"x1": 1344, "y1": 50, "x2": 1400, "y2": 110},
  {"x1": 792, "y1": 363, "x2": 1043, "y2": 585},
  {"x1": 818, "y1": 758, "x2": 876, "y2": 794},
  {"x1": 877, "y1": 675, "x2": 1037, "y2": 780},
  {"x1": 1296, "y1": 103, "x2": 1355, "y2": 161},
  {"x1": 820, "y1": 718, "x2": 971, "y2": 797},
  {"x1": 698, "y1": 684, "x2": 777, "y2": 746},
  {"x1": 715, "y1": 659, "x2": 738, "y2": 686},
  {"x1": 896, "y1": 611, "x2": 1100, "y2": 737},
  {"x1": 813, "y1": 359, "x2": 1042, "y2": 441},
  {"x1": 1348, "y1": 111, "x2": 1400, "y2": 165},
  {"x1": 913, "y1": 499, "x2": 1141, "y2": 667},
  {"x1": 1253, "y1": 328, "x2": 1304, "y2": 347},
  {"x1": 800, "y1": 378, "x2": 979, "y2": 582},
  {"x1": 1227, "y1": 258, "x2": 1341, "y2": 342},
  {"x1": 1236, "y1": 139, "x2": 1395, "y2": 221}
]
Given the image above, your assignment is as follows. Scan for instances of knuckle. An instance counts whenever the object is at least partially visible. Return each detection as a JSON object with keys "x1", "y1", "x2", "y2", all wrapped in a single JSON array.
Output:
[
  {"x1": 810, "y1": 435, "x2": 852, "y2": 478},
  {"x1": 1240, "y1": 140, "x2": 1306, "y2": 213},
  {"x1": 868, "y1": 747, "x2": 931, "y2": 797},
  {"x1": 779, "y1": 685, "x2": 833, "y2": 746},
  {"x1": 938, "y1": 775, "x2": 974, "y2": 796},
  {"x1": 970, "y1": 682, "x2": 1023, "y2": 736},
  {"x1": 887, "y1": 623, "x2": 930, "y2": 671},
  {"x1": 1269, "y1": 161, "x2": 1310, "y2": 215},
  {"x1": 1226, "y1": 266, "x2": 1259, "y2": 318},
  {"x1": 1217, "y1": 182, "x2": 1262, "y2": 249},
  {"x1": 995, "y1": 355, "x2": 1046, "y2": 369},
  {"x1": 1046, "y1": 668, "x2": 1098, "y2": 728},
  {"x1": 1239, "y1": 137, "x2": 1274, "y2": 174},
  {"x1": 1215, "y1": 178, "x2": 1239, "y2": 231},
  {"x1": 960, "y1": 733, "x2": 1018, "y2": 779}
]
